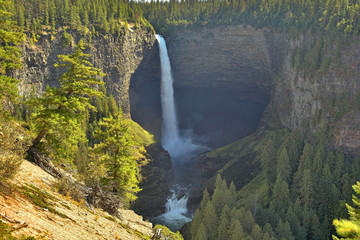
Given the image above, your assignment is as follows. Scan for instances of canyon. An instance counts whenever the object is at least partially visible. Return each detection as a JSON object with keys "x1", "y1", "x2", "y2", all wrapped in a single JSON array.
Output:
[{"x1": 14, "y1": 24, "x2": 360, "y2": 220}]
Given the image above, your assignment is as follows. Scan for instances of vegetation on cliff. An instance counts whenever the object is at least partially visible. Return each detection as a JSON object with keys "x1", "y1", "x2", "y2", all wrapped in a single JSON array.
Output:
[{"x1": 1, "y1": 0, "x2": 155, "y2": 215}]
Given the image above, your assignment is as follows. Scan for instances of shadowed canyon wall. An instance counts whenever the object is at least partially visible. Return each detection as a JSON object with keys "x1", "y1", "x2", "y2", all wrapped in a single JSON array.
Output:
[{"x1": 130, "y1": 25, "x2": 283, "y2": 148}]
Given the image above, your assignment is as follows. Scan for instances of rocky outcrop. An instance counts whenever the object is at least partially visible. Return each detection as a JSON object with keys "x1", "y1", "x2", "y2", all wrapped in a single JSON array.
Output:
[
  {"x1": 133, "y1": 143, "x2": 173, "y2": 218},
  {"x1": 14, "y1": 28, "x2": 156, "y2": 114},
  {"x1": 274, "y1": 36, "x2": 360, "y2": 152}
]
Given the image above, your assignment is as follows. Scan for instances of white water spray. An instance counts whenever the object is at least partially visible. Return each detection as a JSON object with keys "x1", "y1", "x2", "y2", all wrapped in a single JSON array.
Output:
[
  {"x1": 157, "y1": 34, "x2": 181, "y2": 155},
  {"x1": 154, "y1": 34, "x2": 209, "y2": 230},
  {"x1": 156, "y1": 34, "x2": 198, "y2": 159},
  {"x1": 154, "y1": 34, "x2": 193, "y2": 230}
]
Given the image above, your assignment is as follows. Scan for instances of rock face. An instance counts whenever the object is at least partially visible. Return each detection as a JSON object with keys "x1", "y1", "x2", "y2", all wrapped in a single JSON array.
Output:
[
  {"x1": 164, "y1": 25, "x2": 360, "y2": 153},
  {"x1": 133, "y1": 143, "x2": 173, "y2": 218},
  {"x1": 130, "y1": 25, "x2": 280, "y2": 148},
  {"x1": 274, "y1": 36, "x2": 360, "y2": 152},
  {"x1": 14, "y1": 28, "x2": 173, "y2": 218},
  {"x1": 167, "y1": 25, "x2": 275, "y2": 102},
  {"x1": 14, "y1": 28, "x2": 156, "y2": 114}
]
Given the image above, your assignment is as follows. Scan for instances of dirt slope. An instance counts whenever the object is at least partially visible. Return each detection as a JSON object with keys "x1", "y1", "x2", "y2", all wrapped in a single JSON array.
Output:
[{"x1": 0, "y1": 160, "x2": 154, "y2": 240}]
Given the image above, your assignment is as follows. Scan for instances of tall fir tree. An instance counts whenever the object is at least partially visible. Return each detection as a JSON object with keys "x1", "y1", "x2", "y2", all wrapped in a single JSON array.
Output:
[{"x1": 29, "y1": 39, "x2": 105, "y2": 163}]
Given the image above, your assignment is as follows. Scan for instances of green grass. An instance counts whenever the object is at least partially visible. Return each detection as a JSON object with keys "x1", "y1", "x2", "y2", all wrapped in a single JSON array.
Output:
[
  {"x1": 117, "y1": 222, "x2": 150, "y2": 239},
  {"x1": 153, "y1": 225, "x2": 184, "y2": 240},
  {"x1": 21, "y1": 184, "x2": 70, "y2": 220},
  {"x1": 127, "y1": 119, "x2": 155, "y2": 146},
  {"x1": 0, "y1": 221, "x2": 36, "y2": 240}
]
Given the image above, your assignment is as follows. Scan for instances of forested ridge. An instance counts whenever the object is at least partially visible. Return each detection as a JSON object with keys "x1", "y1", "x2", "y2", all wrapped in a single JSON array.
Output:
[
  {"x1": 2, "y1": 0, "x2": 360, "y2": 239},
  {"x1": 13, "y1": 0, "x2": 152, "y2": 35},
  {"x1": 140, "y1": 0, "x2": 360, "y2": 37}
]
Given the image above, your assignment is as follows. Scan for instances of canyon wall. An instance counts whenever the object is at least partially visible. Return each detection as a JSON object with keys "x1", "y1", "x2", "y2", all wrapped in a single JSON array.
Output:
[
  {"x1": 158, "y1": 25, "x2": 360, "y2": 205},
  {"x1": 14, "y1": 28, "x2": 155, "y2": 115},
  {"x1": 164, "y1": 25, "x2": 360, "y2": 153},
  {"x1": 15, "y1": 24, "x2": 360, "y2": 216}
]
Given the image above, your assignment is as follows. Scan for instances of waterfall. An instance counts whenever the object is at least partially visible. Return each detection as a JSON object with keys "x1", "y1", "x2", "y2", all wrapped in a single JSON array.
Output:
[
  {"x1": 156, "y1": 34, "x2": 183, "y2": 158},
  {"x1": 154, "y1": 34, "x2": 208, "y2": 230},
  {"x1": 153, "y1": 34, "x2": 192, "y2": 230}
]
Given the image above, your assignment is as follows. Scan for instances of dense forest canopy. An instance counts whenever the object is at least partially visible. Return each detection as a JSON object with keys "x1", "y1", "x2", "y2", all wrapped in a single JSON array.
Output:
[
  {"x1": 13, "y1": 0, "x2": 152, "y2": 36},
  {"x1": 8, "y1": 0, "x2": 360, "y2": 38},
  {"x1": 139, "y1": 0, "x2": 360, "y2": 37}
]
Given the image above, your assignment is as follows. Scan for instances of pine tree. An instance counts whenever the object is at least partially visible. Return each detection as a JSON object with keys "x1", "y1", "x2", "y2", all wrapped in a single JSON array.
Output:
[
  {"x1": 228, "y1": 218, "x2": 245, "y2": 240},
  {"x1": 297, "y1": 142, "x2": 313, "y2": 171},
  {"x1": 29, "y1": 39, "x2": 105, "y2": 163},
  {"x1": 217, "y1": 206, "x2": 230, "y2": 240},
  {"x1": 190, "y1": 209, "x2": 203, "y2": 239},
  {"x1": 251, "y1": 224, "x2": 263, "y2": 240},
  {"x1": 333, "y1": 181, "x2": 360, "y2": 239},
  {"x1": 260, "y1": 139, "x2": 276, "y2": 184},
  {"x1": 194, "y1": 223, "x2": 207, "y2": 240},
  {"x1": 312, "y1": 145, "x2": 324, "y2": 173},
  {"x1": 286, "y1": 205, "x2": 306, "y2": 240},
  {"x1": 91, "y1": 114, "x2": 140, "y2": 203},
  {"x1": 0, "y1": 0, "x2": 25, "y2": 116},
  {"x1": 203, "y1": 201, "x2": 217, "y2": 239},
  {"x1": 199, "y1": 188, "x2": 210, "y2": 211},
  {"x1": 300, "y1": 169, "x2": 313, "y2": 207},
  {"x1": 276, "y1": 219, "x2": 294, "y2": 240},
  {"x1": 212, "y1": 177, "x2": 230, "y2": 216},
  {"x1": 276, "y1": 147, "x2": 292, "y2": 182},
  {"x1": 270, "y1": 175, "x2": 290, "y2": 218}
]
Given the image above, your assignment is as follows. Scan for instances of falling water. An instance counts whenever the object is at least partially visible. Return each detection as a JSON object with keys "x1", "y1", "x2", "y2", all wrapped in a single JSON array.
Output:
[
  {"x1": 152, "y1": 34, "x2": 195, "y2": 230},
  {"x1": 156, "y1": 34, "x2": 181, "y2": 157}
]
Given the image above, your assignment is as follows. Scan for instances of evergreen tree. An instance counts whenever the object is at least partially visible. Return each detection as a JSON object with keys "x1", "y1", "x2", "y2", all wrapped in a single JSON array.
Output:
[
  {"x1": 250, "y1": 224, "x2": 263, "y2": 240},
  {"x1": 333, "y1": 181, "x2": 360, "y2": 239},
  {"x1": 195, "y1": 223, "x2": 207, "y2": 240},
  {"x1": 0, "y1": 0, "x2": 25, "y2": 116},
  {"x1": 199, "y1": 188, "x2": 210, "y2": 211},
  {"x1": 203, "y1": 201, "x2": 217, "y2": 239},
  {"x1": 217, "y1": 205, "x2": 230, "y2": 239},
  {"x1": 29, "y1": 39, "x2": 105, "y2": 163},
  {"x1": 260, "y1": 139, "x2": 276, "y2": 184},
  {"x1": 228, "y1": 218, "x2": 245, "y2": 240},
  {"x1": 270, "y1": 175, "x2": 290, "y2": 218},
  {"x1": 276, "y1": 147, "x2": 292, "y2": 182},
  {"x1": 190, "y1": 209, "x2": 203, "y2": 239},
  {"x1": 286, "y1": 205, "x2": 306, "y2": 240},
  {"x1": 300, "y1": 169, "x2": 313, "y2": 207},
  {"x1": 276, "y1": 219, "x2": 295, "y2": 240},
  {"x1": 91, "y1": 114, "x2": 140, "y2": 203}
]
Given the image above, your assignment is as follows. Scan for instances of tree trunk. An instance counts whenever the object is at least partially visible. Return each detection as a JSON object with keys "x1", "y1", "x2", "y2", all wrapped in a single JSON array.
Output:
[
  {"x1": 26, "y1": 147, "x2": 62, "y2": 178},
  {"x1": 30, "y1": 128, "x2": 47, "y2": 149}
]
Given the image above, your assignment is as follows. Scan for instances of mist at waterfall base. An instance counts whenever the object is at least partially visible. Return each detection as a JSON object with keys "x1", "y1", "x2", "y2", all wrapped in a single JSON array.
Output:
[{"x1": 151, "y1": 35, "x2": 209, "y2": 231}]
